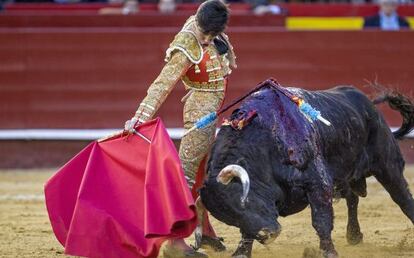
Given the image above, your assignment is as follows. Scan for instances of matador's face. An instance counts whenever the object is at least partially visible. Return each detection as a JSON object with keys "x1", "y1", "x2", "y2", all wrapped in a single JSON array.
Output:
[
  {"x1": 194, "y1": 20, "x2": 220, "y2": 46},
  {"x1": 200, "y1": 33, "x2": 215, "y2": 45}
]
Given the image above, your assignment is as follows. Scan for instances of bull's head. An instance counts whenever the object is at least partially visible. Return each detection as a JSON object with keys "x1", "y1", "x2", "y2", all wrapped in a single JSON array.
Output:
[
  {"x1": 214, "y1": 163, "x2": 281, "y2": 244},
  {"x1": 201, "y1": 86, "x2": 316, "y2": 245},
  {"x1": 200, "y1": 113, "x2": 285, "y2": 245}
]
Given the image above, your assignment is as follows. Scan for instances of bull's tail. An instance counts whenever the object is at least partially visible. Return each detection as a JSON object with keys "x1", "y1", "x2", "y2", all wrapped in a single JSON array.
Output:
[{"x1": 373, "y1": 91, "x2": 414, "y2": 139}]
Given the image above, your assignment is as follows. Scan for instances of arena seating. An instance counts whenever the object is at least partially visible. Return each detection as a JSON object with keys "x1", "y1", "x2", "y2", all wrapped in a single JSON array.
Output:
[
  {"x1": 1, "y1": 3, "x2": 414, "y2": 29},
  {"x1": 0, "y1": 13, "x2": 285, "y2": 27},
  {"x1": 2, "y1": 2, "x2": 414, "y2": 16}
]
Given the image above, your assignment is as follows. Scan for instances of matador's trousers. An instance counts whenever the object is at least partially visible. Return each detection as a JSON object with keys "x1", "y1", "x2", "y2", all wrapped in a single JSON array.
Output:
[{"x1": 179, "y1": 90, "x2": 225, "y2": 185}]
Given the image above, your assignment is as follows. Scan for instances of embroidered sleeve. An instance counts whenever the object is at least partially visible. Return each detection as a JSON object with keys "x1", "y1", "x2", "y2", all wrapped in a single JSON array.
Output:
[{"x1": 134, "y1": 51, "x2": 191, "y2": 122}]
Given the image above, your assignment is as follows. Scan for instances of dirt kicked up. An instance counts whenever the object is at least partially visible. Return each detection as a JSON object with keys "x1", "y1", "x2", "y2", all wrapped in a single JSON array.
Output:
[{"x1": 1, "y1": 168, "x2": 414, "y2": 258}]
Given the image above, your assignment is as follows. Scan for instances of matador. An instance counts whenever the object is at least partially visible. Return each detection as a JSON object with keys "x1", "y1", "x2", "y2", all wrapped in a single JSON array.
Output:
[{"x1": 124, "y1": 1, "x2": 236, "y2": 257}]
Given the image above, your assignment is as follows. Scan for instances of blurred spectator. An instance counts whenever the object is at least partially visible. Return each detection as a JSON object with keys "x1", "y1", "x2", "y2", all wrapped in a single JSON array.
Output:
[
  {"x1": 364, "y1": 0, "x2": 410, "y2": 30},
  {"x1": 54, "y1": 0, "x2": 81, "y2": 3},
  {"x1": 99, "y1": 0, "x2": 139, "y2": 15},
  {"x1": 158, "y1": 0, "x2": 176, "y2": 14},
  {"x1": 246, "y1": 0, "x2": 283, "y2": 16}
]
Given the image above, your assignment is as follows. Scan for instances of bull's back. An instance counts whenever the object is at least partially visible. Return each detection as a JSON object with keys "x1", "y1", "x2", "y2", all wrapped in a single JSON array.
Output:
[
  {"x1": 302, "y1": 85, "x2": 376, "y2": 142},
  {"x1": 300, "y1": 86, "x2": 383, "y2": 172}
]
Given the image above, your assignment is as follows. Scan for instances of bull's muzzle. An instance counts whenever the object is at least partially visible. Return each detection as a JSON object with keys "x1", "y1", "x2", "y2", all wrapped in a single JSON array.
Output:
[
  {"x1": 216, "y1": 164, "x2": 250, "y2": 208},
  {"x1": 256, "y1": 226, "x2": 281, "y2": 245}
]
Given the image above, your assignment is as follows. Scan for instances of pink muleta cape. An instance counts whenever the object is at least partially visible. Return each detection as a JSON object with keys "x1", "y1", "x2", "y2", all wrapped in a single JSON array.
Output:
[{"x1": 44, "y1": 118, "x2": 197, "y2": 258}]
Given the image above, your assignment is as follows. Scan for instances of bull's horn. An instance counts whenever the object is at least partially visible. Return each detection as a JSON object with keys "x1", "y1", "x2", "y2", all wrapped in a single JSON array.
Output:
[{"x1": 216, "y1": 165, "x2": 250, "y2": 208}]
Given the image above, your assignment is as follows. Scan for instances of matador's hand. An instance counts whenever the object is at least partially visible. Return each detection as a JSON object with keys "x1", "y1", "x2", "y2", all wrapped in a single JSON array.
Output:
[{"x1": 124, "y1": 117, "x2": 139, "y2": 134}]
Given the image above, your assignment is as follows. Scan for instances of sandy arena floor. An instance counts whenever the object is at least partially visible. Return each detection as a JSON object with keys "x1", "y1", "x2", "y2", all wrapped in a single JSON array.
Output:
[{"x1": 1, "y1": 167, "x2": 414, "y2": 258}]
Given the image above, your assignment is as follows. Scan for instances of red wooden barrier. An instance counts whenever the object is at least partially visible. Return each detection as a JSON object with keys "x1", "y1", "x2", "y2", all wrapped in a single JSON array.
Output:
[
  {"x1": 1, "y1": 29, "x2": 413, "y2": 128},
  {"x1": 0, "y1": 139, "x2": 411, "y2": 169},
  {"x1": 1, "y1": 28, "x2": 413, "y2": 167}
]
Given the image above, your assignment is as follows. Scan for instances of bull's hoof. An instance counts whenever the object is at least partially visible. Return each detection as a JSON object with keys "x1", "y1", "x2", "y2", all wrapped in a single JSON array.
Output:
[
  {"x1": 302, "y1": 247, "x2": 338, "y2": 258},
  {"x1": 346, "y1": 231, "x2": 363, "y2": 245},
  {"x1": 323, "y1": 250, "x2": 338, "y2": 258},
  {"x1": 232, "y1": 249, "x2": 251, "y2": 258},
  {"x1": 200, "y1": 235, "x2": 226, "y2": 252},
  {"x1": 232, "y1": 239, "x2": 253, "y2": 258}
]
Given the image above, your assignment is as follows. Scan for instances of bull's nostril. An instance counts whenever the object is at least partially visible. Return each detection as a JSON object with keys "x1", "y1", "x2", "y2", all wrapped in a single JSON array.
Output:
[{"x1": 256, "y1": 228, "x2": 280, "y2": 245}]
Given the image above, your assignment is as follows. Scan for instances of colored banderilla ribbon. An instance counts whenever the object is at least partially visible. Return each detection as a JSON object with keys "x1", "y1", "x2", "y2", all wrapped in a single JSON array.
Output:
[
  {"x1": 183, "y1": 112, "x2": 218, "y2": 136},
  {"x1": 291, "y1": 96, "x2": 332, "y2": 126},
  {"x1": 183, "y1": 79, "x2": 331, "y2": 136}
]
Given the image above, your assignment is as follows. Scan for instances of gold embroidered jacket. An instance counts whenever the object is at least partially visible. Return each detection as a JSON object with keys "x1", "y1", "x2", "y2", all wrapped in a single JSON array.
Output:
[{"x1": 135, "y1": 16, "x2": 236, "y2": 122}]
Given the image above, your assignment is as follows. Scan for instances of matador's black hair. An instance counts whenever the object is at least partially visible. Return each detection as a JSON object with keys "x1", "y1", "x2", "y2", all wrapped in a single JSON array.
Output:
[{"x1": 196, "y1": 0, "x2": 229, "y2": 37}]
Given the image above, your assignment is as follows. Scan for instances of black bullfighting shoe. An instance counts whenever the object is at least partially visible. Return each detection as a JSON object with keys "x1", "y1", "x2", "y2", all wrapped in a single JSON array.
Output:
[
  {"x1": 200, "y1": 235, "x2": 226, "y2": 252},
  {"x1": 162, "y1": 245, "x2": 208, "y2": 258}
]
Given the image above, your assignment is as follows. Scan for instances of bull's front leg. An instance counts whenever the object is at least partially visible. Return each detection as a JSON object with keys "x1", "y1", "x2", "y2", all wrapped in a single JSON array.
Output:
[
  {"x1": 306, "y1": 166, "x2": 338, "y2": 258},
  {"x1": 232, "y1": 234, "x2": 254, "y2": 258}
]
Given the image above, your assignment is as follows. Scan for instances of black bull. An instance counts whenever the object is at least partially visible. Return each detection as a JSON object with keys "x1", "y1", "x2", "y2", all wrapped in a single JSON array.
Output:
[{"x1": 199, "y1": 81, "x2": 414, "y2": 257}]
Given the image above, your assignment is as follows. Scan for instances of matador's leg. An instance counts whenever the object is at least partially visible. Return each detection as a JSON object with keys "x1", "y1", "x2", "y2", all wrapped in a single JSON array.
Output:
[
  {"x1": 179, "y1": 91, "x2": 226, "y2": 252},
  {"x1": 179, "y1": 91, "x2": 224, "y2": 185},
  {"x1": 179, "y1": 122, "x2": 215, "y2": 186}
]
